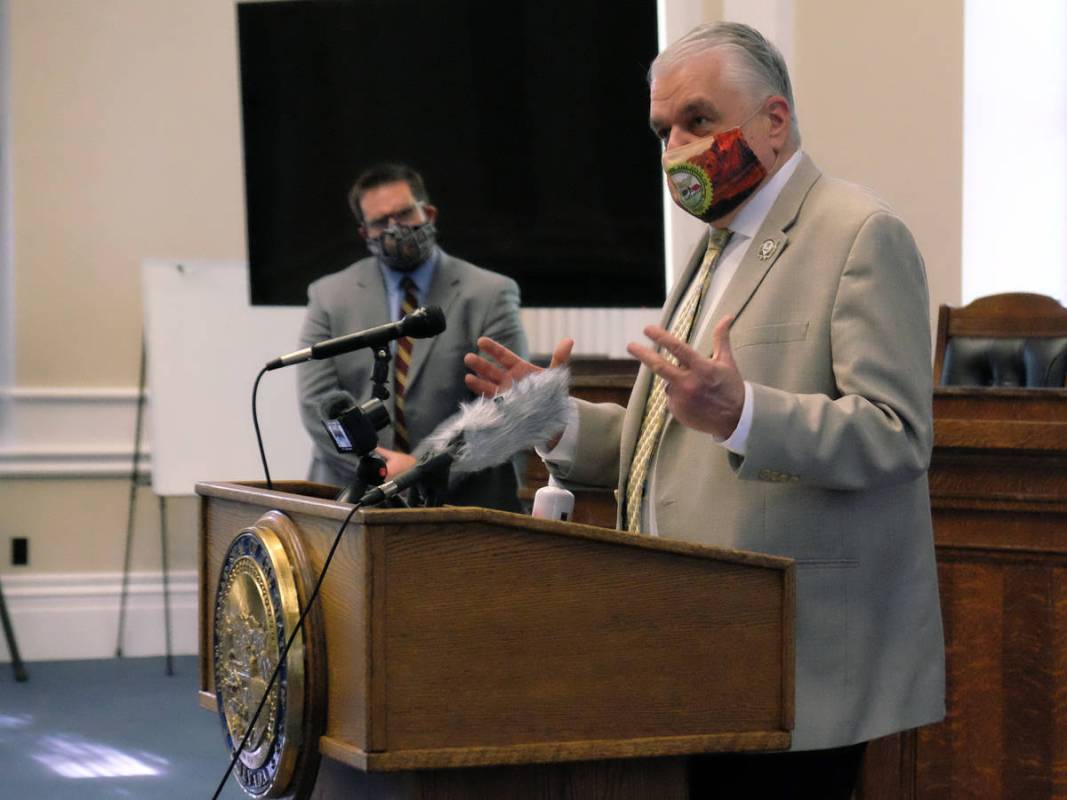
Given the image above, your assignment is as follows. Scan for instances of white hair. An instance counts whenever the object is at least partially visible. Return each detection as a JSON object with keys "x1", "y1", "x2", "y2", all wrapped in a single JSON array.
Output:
[{"x1": 650, "y1": 22, "x2": 801, "y2": 145}]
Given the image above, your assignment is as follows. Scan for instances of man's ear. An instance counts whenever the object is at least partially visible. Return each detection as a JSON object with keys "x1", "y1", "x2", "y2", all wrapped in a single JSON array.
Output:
[
  {"x1": 358, "y1": 225, "x2": 368, "y2": 241},
  {"x1": 765, "y1": 96, "x2": 792, "y2": 146},
  {"x1": 422, "y1": 204, "x2": 439, "y2": 224}
]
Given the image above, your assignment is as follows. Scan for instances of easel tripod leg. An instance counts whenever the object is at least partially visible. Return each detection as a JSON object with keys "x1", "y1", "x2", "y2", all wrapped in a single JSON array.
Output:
[{"x1": 0, "y1": 578, "x2": 28, "y2": 682}]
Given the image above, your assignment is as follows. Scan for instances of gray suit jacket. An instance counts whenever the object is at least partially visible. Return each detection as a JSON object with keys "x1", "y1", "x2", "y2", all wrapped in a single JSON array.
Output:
[
  {"x1": 297, "y1": 250, "x2": 528, "y2": 510},
  {"x1": 549, "y1": 155, "x2": 945, "y2": 750}
]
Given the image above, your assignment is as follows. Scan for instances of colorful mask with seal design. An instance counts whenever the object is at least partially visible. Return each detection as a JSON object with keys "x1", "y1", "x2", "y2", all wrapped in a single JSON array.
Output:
[{"x1": 662, "y1": 127, "x2": 767, "y2": 222}]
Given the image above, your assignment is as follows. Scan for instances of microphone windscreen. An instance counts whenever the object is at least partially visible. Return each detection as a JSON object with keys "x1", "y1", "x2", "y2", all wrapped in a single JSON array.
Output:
[
  {"x1": 403, "y1": 306, "x2": 447, "y2": 339},
  {"x1": 417, "y1": 367, "x2": 571, "y2": 473},
  {"x1": 318, "y1": 390, "x2": 356, "y2": 420}
]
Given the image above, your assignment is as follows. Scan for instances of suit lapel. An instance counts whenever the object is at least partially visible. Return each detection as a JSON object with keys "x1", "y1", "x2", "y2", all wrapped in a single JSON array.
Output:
[
  {"x1": 354, "y1": 261, "x2": 391, "y2": 330},
  {"x1": 692, "y1": 154, "x2": 821, "y2": 359},
  {"x1": 405, "y1": 251, "x2": 461, "y2": 391}
]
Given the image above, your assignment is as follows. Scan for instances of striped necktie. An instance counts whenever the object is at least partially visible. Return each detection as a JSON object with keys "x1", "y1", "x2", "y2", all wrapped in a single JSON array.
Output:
[
  {"x1": 392, "y1": 277, "x2": 419, "y2": 452},
  {"x1": 623, "y1": 227, "x2": 733, "y2": 533}
]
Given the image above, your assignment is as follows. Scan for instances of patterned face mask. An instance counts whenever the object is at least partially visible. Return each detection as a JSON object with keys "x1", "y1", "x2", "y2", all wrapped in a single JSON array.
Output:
[
  {"x1": 661, "y1": 125, "x2": 767, "y2": 222},
  {"x1": 367, "y1": 220, "x2": 437, "y2": 272}
]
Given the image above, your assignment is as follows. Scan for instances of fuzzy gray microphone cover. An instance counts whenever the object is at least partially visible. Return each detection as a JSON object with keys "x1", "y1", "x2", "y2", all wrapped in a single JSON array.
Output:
[{"x1": 414, "y1": 366, "x2": 571, "y2": 473}]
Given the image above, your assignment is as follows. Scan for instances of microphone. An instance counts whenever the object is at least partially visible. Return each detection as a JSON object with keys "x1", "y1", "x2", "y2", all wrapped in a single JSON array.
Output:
[
  {"x1": 266, "y1": 305, "x2": 447, "y2": 370},
  {"x1": 346, "y1": 367, "x2": 570, "y2": 509},
  {"x1": 319, "y1": 390, "x2": 392, "y2": 503},
  {"x1": 415, "y1": 366, "x2": 572, "y2": 473},
  {"x1": 357, "y1": 451, "x2": 455, "y2": 506},
  {"x1": 318, "y1": 391, "x2": 390, "y2": 456}
]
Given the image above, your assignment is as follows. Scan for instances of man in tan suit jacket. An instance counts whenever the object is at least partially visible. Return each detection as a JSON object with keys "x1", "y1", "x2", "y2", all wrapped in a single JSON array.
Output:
[{"x1": 465, "y1": 22, "x2": 944, "y2": 798}]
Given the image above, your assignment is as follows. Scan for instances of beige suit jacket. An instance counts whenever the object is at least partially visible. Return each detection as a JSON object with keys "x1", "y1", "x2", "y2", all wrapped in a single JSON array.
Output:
[{"x1": 549, "y1": 154, "x2": 945, "y2": 750}]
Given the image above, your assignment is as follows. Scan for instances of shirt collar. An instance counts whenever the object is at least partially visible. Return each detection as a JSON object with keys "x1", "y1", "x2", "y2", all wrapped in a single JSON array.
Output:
[
  {"x1": 724, "y1": 149, "x2": 804, "y2": 241},
  {"x1": 377, "y1": 247, "x2": 439, "y2": 298}
]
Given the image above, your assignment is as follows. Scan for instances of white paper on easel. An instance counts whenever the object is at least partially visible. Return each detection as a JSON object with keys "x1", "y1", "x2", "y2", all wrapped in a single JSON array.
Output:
[{"x1": 141, "y1": 259, "x2": 311, "y2": 496}]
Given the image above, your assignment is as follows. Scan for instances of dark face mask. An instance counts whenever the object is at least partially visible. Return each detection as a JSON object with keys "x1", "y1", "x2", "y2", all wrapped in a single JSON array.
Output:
[{"x1": 366, "y1": 221, "x2": 438, "y2": 272}]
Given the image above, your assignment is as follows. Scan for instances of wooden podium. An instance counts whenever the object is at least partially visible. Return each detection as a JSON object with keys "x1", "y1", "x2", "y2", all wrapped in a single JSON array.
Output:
[{"x1": 198, "y1": 481, "x2": 794, "y2": 799}]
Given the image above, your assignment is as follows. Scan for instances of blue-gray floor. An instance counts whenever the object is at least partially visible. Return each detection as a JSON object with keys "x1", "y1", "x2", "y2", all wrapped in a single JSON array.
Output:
[{"x1": 0, "y1": 656, "x2": 246, "y2": 799}]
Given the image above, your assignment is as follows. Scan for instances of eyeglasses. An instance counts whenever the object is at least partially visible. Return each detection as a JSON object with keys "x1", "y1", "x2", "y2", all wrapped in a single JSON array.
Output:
[{"x1": 364, "y1": 203, "x2": 425, "y2": 233}]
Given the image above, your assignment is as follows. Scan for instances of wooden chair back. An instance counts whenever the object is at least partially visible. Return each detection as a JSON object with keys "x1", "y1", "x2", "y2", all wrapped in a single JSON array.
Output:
[{"x1": 934, "y1": 293, "x2": 1067, "y2": 387}]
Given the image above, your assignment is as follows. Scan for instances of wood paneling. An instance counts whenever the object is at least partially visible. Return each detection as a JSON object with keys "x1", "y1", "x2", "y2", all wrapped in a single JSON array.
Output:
[
  {"x1": 863, "y1": 388, "x2": 1067, "y2": 798},
  {"x1": 376, "y1": 522, "x2": 788, "y2": 752},
  {"x1": 309, "y1": 753, "x2": 688, "y2": 800}
]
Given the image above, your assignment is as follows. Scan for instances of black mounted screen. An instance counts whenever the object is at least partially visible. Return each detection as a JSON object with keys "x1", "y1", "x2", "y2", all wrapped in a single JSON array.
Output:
[{"x1": 238, "y1": 0, "x2": 664, "y2": 308}]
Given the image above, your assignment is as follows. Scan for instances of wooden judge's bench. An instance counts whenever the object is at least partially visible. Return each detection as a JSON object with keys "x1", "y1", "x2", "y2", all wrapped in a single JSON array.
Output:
[
  {"x1": 859, "y1": 387, "x2": 1067, "y2": 799},
  {"x1": 551, "y1": 363, "x2": 1067, "y2": 798}
]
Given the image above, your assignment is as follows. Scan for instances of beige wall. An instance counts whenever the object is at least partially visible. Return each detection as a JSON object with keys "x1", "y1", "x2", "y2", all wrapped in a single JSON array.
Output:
[
  {"x1": 791, "y1": 0, "x2": 963, "y2": 328},
  {"x1": 6, "y1": 0, "x2": 246, "y2": 577},
  {"x1": 3, "y1": 1, "x2": 965, "y2": 581},
  {"x1": 0, "y1": 480, "x2": 196, "y2": 572},
  {"x1": 10, "y1": 0, "x2": 246, "y2": 388}
]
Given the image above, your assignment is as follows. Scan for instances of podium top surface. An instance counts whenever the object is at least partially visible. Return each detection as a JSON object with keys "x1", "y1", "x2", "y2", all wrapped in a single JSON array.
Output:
[{"x1": 196, "y1": 480, "x2": 793, "y2": 572}]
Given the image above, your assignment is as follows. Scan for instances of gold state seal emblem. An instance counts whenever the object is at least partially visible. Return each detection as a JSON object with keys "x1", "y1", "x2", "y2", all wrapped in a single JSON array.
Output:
[
  {"x1": 667, "y1": 162, "x2": 714, "y2": 218},
  {"x1": 213, "y1": 524, "x2": 305, "y2": 797}
]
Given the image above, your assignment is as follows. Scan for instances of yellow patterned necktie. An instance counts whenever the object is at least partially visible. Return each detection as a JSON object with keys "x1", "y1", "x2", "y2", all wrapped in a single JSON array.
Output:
[{"x1": 623, "y1": 227, "x2": 733, "y2": 533}]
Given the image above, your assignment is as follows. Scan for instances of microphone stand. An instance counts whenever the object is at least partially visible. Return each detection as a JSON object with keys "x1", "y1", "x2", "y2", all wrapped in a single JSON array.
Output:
[
  {"x1": 332, "y1": 346, "x2": 394, "y2": 503},
  {"x1": 370, "y1": 346, "x2": 391, "y2": 401}
]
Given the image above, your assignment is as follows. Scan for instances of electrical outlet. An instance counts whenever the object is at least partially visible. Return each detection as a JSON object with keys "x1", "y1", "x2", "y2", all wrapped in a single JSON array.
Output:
[{"x1": 11, "y1": 537, "x2": 27, "y2": 566}]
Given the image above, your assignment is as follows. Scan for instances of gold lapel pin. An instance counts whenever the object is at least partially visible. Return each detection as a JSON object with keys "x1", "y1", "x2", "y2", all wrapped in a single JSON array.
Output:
[{"x1": 758, "y1": 239, "x2": 778, "y2": 260}]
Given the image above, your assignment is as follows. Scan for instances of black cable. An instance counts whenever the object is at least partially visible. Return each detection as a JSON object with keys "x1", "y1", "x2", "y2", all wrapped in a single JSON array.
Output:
[
  {"x1": 251, "y1": 365, "x2": 273, "y2": 490},
  {"x1": 210, "y1": 500, "x2": 362, "y2": 799}
]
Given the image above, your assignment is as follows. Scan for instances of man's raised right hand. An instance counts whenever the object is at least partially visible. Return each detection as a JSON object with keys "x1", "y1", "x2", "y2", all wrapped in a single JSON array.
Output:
[{"x1": 464, "y1": 337, "x2": 574, "y2": 398}]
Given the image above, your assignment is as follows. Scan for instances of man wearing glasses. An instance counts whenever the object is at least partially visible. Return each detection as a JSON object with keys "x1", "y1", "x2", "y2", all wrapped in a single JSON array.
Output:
[{"x1": 297, "y1": 162, "x2": 528, "y2": 509}]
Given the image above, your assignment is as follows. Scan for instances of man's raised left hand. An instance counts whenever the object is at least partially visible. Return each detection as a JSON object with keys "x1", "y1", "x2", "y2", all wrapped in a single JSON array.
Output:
[{"x1": 626, "y1": 315, "x2": 744, "y2": 439}]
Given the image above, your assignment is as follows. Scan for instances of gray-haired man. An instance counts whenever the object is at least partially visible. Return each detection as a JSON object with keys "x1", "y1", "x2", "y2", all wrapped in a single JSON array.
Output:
[{"x1": 466, "y1": 22, "x2": 945, "y2": 797}]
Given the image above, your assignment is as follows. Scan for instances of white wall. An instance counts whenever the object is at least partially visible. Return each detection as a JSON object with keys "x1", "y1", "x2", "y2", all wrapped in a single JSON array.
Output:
[{"x1": 962, "y1": 0, "x2": 1067, "y2": 303}]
